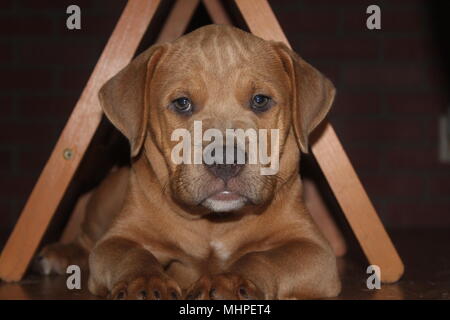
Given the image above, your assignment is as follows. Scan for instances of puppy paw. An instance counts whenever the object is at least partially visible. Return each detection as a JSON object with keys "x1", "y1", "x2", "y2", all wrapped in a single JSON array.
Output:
[
  {"x1": 185, "y1": 273, "x2": 263, "y2": 300},
  {"x1": 110, "y1": 274, "x2": 182, "y2": 300},
  {"x1": 34, "y1": 242, "x2": 88, "y2": 275}
]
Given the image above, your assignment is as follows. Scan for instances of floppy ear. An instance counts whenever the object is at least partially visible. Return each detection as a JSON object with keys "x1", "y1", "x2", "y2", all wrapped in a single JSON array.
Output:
[
  {"x1": 98, "y1": 44, "x2": 168, "y2": 157},
  {"x1": 272, "y1": 42, "x2": 336, "y2": 153}
]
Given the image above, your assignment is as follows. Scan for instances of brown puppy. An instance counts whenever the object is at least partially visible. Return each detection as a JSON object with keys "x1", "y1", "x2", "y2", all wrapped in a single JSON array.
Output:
[{"x1": 38, "y1": 25, "x2": 340, "y2": 299}]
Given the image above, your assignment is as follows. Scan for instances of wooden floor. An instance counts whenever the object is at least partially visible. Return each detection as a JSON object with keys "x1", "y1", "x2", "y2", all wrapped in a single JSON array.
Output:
[{"x1": 0, "y1": 229, "x2": 449, "y2": 300}]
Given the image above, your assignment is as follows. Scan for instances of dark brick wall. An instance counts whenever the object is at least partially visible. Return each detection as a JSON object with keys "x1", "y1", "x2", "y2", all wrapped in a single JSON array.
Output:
[
  {"x1": 271, "y1": 0, "x2": 450, "y2": 228},
  {"x1": 0, "y1": 0, "x2": 449, "y2": 247}
]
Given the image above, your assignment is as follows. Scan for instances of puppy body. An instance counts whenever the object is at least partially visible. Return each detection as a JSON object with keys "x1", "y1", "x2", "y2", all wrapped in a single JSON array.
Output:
[
  {"x1": 89, "y1": 137, "x2": 338, "y2": 299},
  {"x1": 40, "y1": 25, "x2": 341, "y2": 300}
]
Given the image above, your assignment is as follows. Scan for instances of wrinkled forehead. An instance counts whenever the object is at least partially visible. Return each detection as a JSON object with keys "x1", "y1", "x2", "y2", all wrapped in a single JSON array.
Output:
[{"x1": 154, "y1": 27, "x2": 289, "y2": 92}]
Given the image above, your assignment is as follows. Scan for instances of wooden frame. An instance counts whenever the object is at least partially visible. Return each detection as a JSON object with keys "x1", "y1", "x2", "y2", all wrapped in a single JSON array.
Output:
[{"x1": 0, "y1": 0, "x2": 403, "y2": 284}]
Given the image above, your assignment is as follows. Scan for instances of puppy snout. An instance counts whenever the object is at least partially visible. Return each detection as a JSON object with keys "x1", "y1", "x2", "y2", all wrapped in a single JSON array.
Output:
[
  {"x1": 205, "y1": 146, "x2": 245, "y2": 181},
  {"x1": 207, "y1": 162, "x2": 243, "y2": 181}
]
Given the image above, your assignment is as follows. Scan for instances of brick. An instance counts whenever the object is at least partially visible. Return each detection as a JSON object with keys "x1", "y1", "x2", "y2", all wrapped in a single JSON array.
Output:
[
  {"x1": 332, "y1": 118, "x2": 424, "y2": 144},
  {"x1": 17, "y1": 148, "x2": 49, "y2": 173},
  {"x1": 298, "y1": 0, "x2": 375, "y2": 7},
  {"x1": 0, "y1": 16, "x2": 53, "y2": 36},
  {"x1": 424, "y1": 65, "x2": 447, "y2": 88},
  {"x1": 344, "y1": 144, "x2": 382, "y2": 171},
  {"x1": 0, "y1": 43, "x2": 13, "y2": 63},
  {"x1": 299, "y1": 37, "x2": 378, "y2": 60},
  {"x1": 18, "y1": 95, "x2": 77, "y2": 119},
  {"x1": 360, "y1": 173, "x2": 424, "y2": 198},
  {"x1": 383, "y1": 146, "x2": 443, "y2": 170},
  {"x1": 17, "y1": 41, "x2": 96, "y2": 66},
  {"x1": 342, "y1": 65, "x2": 424, "y2": 89},
  {"x1": 332, "y1": 92, "x2": 381, "y2": 115},
  {"x1": 0, "y1": 96, "x2": 13, "y2": 118},
  {"x1": 385, "y1": 203, "x2": 450, "y2": 228},
  {"x1": 56, "y1": 14, "x2": 118, "y2": 37},
  {"x1": 428, "y1": 176, "x2": 450, "y2": 198},
  {"x1": 0, "y1": 123, "x2": 56, "y2": 145},
  {"x1": 0, "y1": 176, "x2": 36, "y2": 198},
  {"x1": 1, "y1": 0, "x2": 13, "y2": 10},
  {"x1": 385, "y1": 92, "x2": 445, "y2": 115},
  {"x1": 311, "y1": 63, "x2": 339, "y2": 83},
  {"x1": 18, "y1": 0, "x2": 97, "y2": 10},
  {"x1": 343, "y1": 8, "x2": 426, "y2": 33},
  {"x1": 0, "y1": 150, "x2": 12, "y2": 174},
  {"x1": 382, "y1": 8, "x2": 427, "y2": 33},
  {"x1": 383, "y1": 36, "x2": 435, "y2": 61},
  {"x1": 59, "y1": 68, "x2": 91, "y2": 91},
  {"x1": 423, "y1": 117, "x2": 439, "y2": 142},
  {"x1": 0, "y1": 69, "x2": 54, "y2": 91},
  {"x1": 381, "y1": 118, "x2": 424, "y2": 143},
  {"x1": 279, "y1": 9, "x2": 339, "y2": 35}
]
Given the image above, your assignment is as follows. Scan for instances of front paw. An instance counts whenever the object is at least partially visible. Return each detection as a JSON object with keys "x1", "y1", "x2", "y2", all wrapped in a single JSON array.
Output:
[
  {"x1": 110, "y1": 274, "x2": 182, "y2": 300},
  {"x1": 34, "y1": 242, "x2": 88, "y2": 275},
  {"x1": 185, "y1": 273, "x2": 263, "y2": 300}
]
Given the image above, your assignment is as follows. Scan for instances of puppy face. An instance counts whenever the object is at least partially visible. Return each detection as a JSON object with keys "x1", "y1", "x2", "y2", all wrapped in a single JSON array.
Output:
[{"x1": 99, "y1": 25, "x2": 335, "y2": 216}]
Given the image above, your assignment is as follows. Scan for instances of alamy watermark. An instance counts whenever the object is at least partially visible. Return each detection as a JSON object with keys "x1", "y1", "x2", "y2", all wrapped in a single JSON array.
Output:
[{"x1": 171, "y1": 121, "x2": 280, "y2": 176}]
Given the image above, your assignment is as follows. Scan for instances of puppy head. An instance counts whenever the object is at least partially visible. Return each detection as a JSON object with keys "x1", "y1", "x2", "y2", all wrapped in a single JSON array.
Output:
[{"x1": 99, "y1": 25, "x2": 334, "y2": 216}]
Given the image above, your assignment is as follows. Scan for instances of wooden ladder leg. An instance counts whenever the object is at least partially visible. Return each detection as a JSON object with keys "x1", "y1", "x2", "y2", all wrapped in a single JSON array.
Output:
[
  {"x1": 0, "y1": 0, "x2": 161, "y2": 282},
  {"x1": 203, "y1": 0, "x2": 233, "y2": 25},
  {"x1": 234, "y1": 0, "x2": 404, "y2": 283},
  {"x1": 156, "y1": 0, "x2": 200, "y2": 44},
  {"x1": 60, "y1": 0, "x2": 200, "y2": 244}
]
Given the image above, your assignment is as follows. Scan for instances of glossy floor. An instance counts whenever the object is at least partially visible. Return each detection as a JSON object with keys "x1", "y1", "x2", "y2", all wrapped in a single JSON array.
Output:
[{"x1": 0, "y1": 229, "x2": 449, "y2": 300}]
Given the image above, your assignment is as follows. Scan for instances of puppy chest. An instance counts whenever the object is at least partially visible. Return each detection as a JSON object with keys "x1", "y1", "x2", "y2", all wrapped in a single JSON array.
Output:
[{"x1": 209, "y1": 240, "x2": 232, "y2": 261}]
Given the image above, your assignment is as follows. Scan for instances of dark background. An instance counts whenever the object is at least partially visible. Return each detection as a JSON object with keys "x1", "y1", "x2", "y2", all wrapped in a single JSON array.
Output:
[{"x1": 0, "y1": 0, "x2": 449, "y2": 250}]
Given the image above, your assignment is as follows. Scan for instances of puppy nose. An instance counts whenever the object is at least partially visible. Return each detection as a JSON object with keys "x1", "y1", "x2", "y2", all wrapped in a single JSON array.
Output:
[
  {"x1": 207, "y1": 162, "x2": 243, "y2": 181},
  {"x1": 205, "y1": 146, "x2": 245, "y2": 181}
]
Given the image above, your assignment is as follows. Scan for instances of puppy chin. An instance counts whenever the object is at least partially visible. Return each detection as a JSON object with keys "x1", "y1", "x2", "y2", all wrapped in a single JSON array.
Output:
[{"x1": 202, "y1": 196, "x2": 246, "y2": 212}]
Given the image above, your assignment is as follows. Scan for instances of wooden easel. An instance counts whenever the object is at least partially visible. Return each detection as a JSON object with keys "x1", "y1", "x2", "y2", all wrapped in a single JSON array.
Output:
[{"x1": 0, "y1": 0, "x2": 404, "y2": 284}]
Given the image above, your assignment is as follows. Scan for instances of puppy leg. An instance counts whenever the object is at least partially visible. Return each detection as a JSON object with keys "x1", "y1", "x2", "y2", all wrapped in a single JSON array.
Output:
[
  {"x1": 186, "y1": 240, "x2": 340, "y2": 300},
  {"x1": 35, "y1": 167, "x2": 129, "y2": 276},
  {"x1": 185, "y1": 273, "x2": 264, "y2": 300},
  {"x1": 303, "y1": 178, "x2": 347, "y2": 257},
  {"x1": 228, "y1": 240, "x2": 341, "y2": 299},
  {"x1": 88, "y1": 237, "x2": 181, "y2": 300},
  {"x1": 34, "y1": 191, "x2": 93, "y2": 276},
  {"x1": 34, "y1": 241, "x2": 89, "y2": 275}
]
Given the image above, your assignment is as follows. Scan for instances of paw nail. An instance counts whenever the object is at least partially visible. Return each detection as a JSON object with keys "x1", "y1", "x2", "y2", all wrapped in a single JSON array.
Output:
[
  {"x1": 153, "y1": 290, "x2": 161, "y2": 299},
  {"x1": 239, "y1": 287, "x2": 249, "y2": 299},
  {"x1": 116, "y1": 290, "x2": 126, "y2": 300},
  {"x1": 209, "y1": 288, "x2": 216, "y2": 299},
  {"x1": 138, "y1": 290, "x2": 148, "y2": 300},
  {"x1": 186, "y1": 291, "x2": 200, "y2": 300},
  {"x1": 170, "y1": 291, "x2": 179, "y2": 300}
]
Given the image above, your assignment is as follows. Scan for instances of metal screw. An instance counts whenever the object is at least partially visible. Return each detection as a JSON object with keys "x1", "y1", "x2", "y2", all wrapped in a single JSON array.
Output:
[{"x1": 63, "y1": 148, "x2": 74, "y2": 160}]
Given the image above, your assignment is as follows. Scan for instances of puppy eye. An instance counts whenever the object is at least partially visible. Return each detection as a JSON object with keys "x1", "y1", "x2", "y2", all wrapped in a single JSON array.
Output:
[
  {"x1": 171, "y1": 97, "x2": 193, "y2": 114},
  {"x1": 250, "y1": 94, "x2": 271, "y2": 112}
]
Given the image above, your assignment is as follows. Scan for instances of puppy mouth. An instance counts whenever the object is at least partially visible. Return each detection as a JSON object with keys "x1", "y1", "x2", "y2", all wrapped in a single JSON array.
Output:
[
  {"x1": 201, "y1": 190, "x2": 248, "y2": 212},
  {"x1": 208, "y1": 190, "x2": 242, "y2": 201}
]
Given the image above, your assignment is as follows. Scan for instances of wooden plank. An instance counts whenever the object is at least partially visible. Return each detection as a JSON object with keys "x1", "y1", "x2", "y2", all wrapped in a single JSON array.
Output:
[
  {"x1": 0, "y1": 0, "x2": 161, "y2": 282},
  {"x1": 60, "y1": 0, "x2": 198, "y2": 246},
  {"x1": 156, "y1": 0, "x2": 200, "y2": 43},
  {"x1": 203, "y1": 0, "x2": 232, "y2": 25},
  {"x1": 234, "y1": 0, "x2": 404, "y2": 283}
]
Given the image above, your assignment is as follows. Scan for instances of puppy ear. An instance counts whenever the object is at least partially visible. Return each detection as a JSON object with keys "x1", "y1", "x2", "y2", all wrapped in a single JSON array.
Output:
[
  {"x1": 98, "y1": 44, "x2": 168, "y2": 157},
  {"x1": 272, "y1": 42, "x2": 335, "y2": 153}
]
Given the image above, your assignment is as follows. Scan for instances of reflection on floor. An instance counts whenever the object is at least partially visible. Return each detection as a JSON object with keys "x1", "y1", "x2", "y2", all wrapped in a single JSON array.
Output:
[{"x1": 0, "y1": 229, "x2": 449, "y2": 299}]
